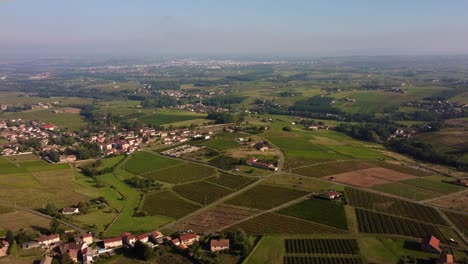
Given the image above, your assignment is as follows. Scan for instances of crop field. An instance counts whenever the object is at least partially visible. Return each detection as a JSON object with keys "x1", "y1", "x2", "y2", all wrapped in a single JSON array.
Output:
[
  {"x1": 202, "y1": 133, "x2": 244, "y2": 151},
  {"x1": 208, "y1": 155, "x2": 239, "y2": 170},
  {"x1": 324, "y1": 145, "x2": 385, "y2": 160},
  {"x1": 139, "y1": 112, "x2": 205, "y2": 126},
  {"x1": 291, "y1": 161, "x2": 374, "y2": 178},
  {"x1": 262, "y1": 173, "x2": 333, "y2": 192},
  {"x1": 278, "y1": 198, "x2": 348, "y2": 230},
  {"x1": 227, "y1": 213, "x2": 346, "y2": 235},
  {"x1": 444, "y1": 211, "x2": 468, "y2": 233},
  {"x1": 369, "y1": 161, "x2": 432, "y2": 177},
  {"x1": 142, "y1": 162, "x2": 216, "y2": 184},
  {"x1": 124, "y1": 151, "x2": 182, "y2": 175},
  {"x1": 355, "y1": 208, "x2": 446, "y2": 241},
  {"x1": 226, "y1": 184, "x2": 308, "y2": 210},
  {"x1": 283, "y1": 256, "x2": 365, "y2": 264},
  {"x1": 19, "y1": 160, "x2": 70, "y2": 172},
  {"x1": 174, "y1": 205, "x2": 258, "y2": 233},
  {"x1": 400, "y1": 178, "x2": 464, "y2": 194},
  {"x1": 345, "y1": 187, "x2": 448, "y2": 226},
  {"x1": 0, "y1": 205, "x2": 13, "y2": 214},
  {"x1": 323, "y1": 167, "x2": 416, "y2": 188},
  {"x1": 206, "y1": 173, "x2": 256, "y2": 190},
  {"x1": 141, "y1": 190, "x2": 201, "y2": 219},
  {"x1": 5, "y1": 154, "x2": 39, "y2": 162},
  {"x1": 0, "y1": 210, "x2": 51, "y2": 231},
  {"x1": 173, "y1": 181, "x2": 233, "y2": 205},
  {"x1": 373, "y1": 182, "x2": 441, "y2": 201},
  {"x1": 285, "y1": 239, "x2": 360, "y2": 255},
  {"x1": 0, "y1": 156, "x2": 26, "y2": 174}
]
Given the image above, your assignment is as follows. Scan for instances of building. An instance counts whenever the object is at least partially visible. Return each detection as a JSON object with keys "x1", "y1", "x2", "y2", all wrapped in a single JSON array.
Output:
[
  {"x1": 103, "y1": 237, "x2": 123, "y2": 249},
  {"x1": 321, "y1": 191, "x2": 341, "y2": 200},
  {"x1": 62, "y1": 207, "x2": 79, "y2": 215},
  {"x1": 246, "y1": 158, "x2": 278, "y2": 171},
  {"x1": 454, "y1": 178, "x2": 468, "y2": 187},
  {"x1": 0, "y1": 240, "x2": 9, "y2": 257},
  {"x1": 41, "y1": 124, "x2": 55, "y2": 131},
  {"x1": 437, "y1": 252, "x2": 455, "y2": 264},
  {"x1": 421, "y1": 235, "x2": 442, "y2": 254},
  {"x1": 122, "y1": 233, "x2": 136, "y2": 246},
  {"x1": 21, "y1": 241, "x2": 41, "y2": 249},
  {"x1": 254, "y1": 142, "x2": 269, "y2": 152},
  {"x1": 136, "y1": 234, "x2": 149, "y2": 243},
  {"x1": 59, "y1": 155, "x2": 77, "y2": 163},
  {"x1": 81, "y1": 233, "x2": 93, "y2": 245},
  {"x1": 210, "y1": 239, "x2": 230, "y2": 252},
  {"x1": 37, "y1": 234, "x2": 60, "y2": 246},
  {"x1": 179, "y1": 234, "x2": 199, "y2": 246},
  {"x1": 150, "y1": 231, "x2": 164, "y2": 244}
]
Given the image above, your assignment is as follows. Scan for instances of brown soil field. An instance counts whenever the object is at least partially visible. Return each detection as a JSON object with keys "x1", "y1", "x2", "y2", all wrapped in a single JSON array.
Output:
[
  {"x1": 429, "y1": 192, "x2": 468, "y2": 212},
  {"x1": 173, "y1": 205, "x2": 259, "y2": 233},
  {"x1": 0, "y1": 210, "x2": 50, "y2": 231},
  {"x1": 322, "y1": 167, "x2": 415, "y2": 187}
]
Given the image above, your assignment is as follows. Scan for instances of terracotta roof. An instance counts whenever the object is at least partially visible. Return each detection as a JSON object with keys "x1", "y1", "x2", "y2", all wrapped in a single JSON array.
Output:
[
  {"x1": 440, "y1": 253, "x2": 454, "y2": 264},
  {"x1": 423, "y1": 235, "x2": 441, "y2": 252},
  {"x1": 210, "y1": 239, "x2": 230, "y2": 248},
  {"x1": 151, "y1": 231, "x2": 163, "y2": 238},
  {"x1": 179, "y1": 233, "x2": 197, "y2": 241},
  {"x1": 62, "y1": 207, "x2": 78, "y2": 213},
  {"x1": 136, "y1": 234, "x2": 148, "y2": 240},
  {"x1": 103, "y1": 237, "x2": 122, "y2": 243},
  {"x1": 37, "y1": 234, "x2": 60, "y2": 243}
]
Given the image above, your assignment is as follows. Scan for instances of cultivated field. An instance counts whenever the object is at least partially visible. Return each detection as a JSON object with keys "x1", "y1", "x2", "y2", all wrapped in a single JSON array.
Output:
[
  {"x1": 429, "y1": 193, "x2": 468, "y2": 212},
  {"x1": 0, "y1": 210, "x2": 51, "y2": 231},
  {"x1": 124, "y1": 151, "x2": 182, "y2": 175},
  {"x1": 283, "y1": 256, "x2": 365, "y2": 264},
  {"x1": 291, "y1": 161, "x2": 374, "y2": 178},
  {"x1": 444, "y1": 211, "x2": 468, "y2": 233},
  {"x1": 142, "y1": 162, "x2": 215, "y2": 184},
  {"x1": 278, "y1": 198, "x2": 348, "y2": 230},
  {"x1": 373, "y1": 182, "x2": 441, "y2": 201},
  {"x1": 285, "y1": 238, "x2": 360, "y2": 255},
  {"x1": 262, "y1": 173, "x2": 333, "y2": 192},
  {"x1": 173, "y1": 181, "x2": 233, "y2": 205},
  {"x1": 323, "y1": 167, "x2": 416, "y2": 188},
  {"x1": 208, "y1": 155, "x2": 239, "y2": 170},
  {"x1": 174, "y1": 205, "x2": 258, "y2": 233},
  {"x1": 206, "y1": 173, "x2": 256, "y2": 190},
  {"x1": 141, "y1": 190, "x2": 201, "y2": 219},
  {"x1": 202, "y1": 132, "x2": 244, "y2": 151},
  {"x1": 225, "y1": 184, "x2": 308, "y2": 210}
]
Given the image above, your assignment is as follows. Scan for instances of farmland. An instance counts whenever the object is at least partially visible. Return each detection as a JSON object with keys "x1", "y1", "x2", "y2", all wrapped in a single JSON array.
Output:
[
  {"x1": 372, "y1": 182, "x2": 441, "y2": 201},
  {"x1": 355, "y1": 208, "x2": 447, "y2": 241},
  {"x1": 142, "y1": 162, "x2": 216, "y2": 184},
  {"x1": 283, "y1": 256, "x2": 365, "y2": 264},
  {"x1": 285, "y1": 239, "x2": 360, "y2": 255},
  {"x1": 278, "y1": 198, "x2": 348, "y2": 230},
  {"x1": 208, "y1": 154, "x2": 239, "y2": 170},
  {"x1": 201, "y1": 132, "x2": 244, "y2": 151},
  {"x1": 173, "y1": 181, "x2": 233, "y2": 205},
  {"x1": 123, "y1": 151, "x2": 182, "y2": 175},
  {"x1": 227, "y1": 213, "x2": 346, "y2": 235},
  {"x1": 345, "y1": 187, "x2": 448, "y2": 226},
  {"x1": 140, "y1": 190, "x2": 201, "y2": 219},
  {"x1": 225, "y1": 184, "x2": 308, "y2": 210},
  {"x1": 139, "y1": 111, "x2": 206, "y2": 126},
  {"x1": 444, "y1": 211, "x2": 468, "y2": 233},
  {"x1": 291, "y1": 161, "x2": 374, "y2": 178},
  {"x1": 400, "y1": 177, "x2": 464, "y2": 194},
  {"x1": 206, "y1": 173, "x2": 256, "y2": 190}
]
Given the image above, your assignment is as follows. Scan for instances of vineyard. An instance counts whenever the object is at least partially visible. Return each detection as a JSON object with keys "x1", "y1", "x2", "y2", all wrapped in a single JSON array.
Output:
[
  {"x1": 141, "y1": 190, "x2": 201, "y2": 219},
  {"x1": 209, "y1": 155, "x2": 239, "y2": 170},
  {"x1": 226, "y1": 213, "x2": 345, "y2": 235},
  {"x1": 173, "y1": 181, "x2": 233, "y2": 205},
  {"x1": 141, "y1": 162, "x2": 215, "y2": 184},
  {"x1": 291, "y1": 161, "x2": 373, "y2": 178},
  {"x1": 124, "y1": 151, "x2": 182, "y2": 174},
  {"x1": 206, "y1": 173, "x2": 256, "y2": 190},
  {"x1": 285, "y1": 239, "x2": 359, "y2": 255},
  {"x1": 444, "y1": 211, "x2": 468, "y2": 232},
  {"x1": 355, "y1": 208, "x2": 446, "y2": 242},
  {"x1": 345, "y1": 187, "x2": 448, "y2": 226},
  {"x1": 283, "y1": 256, "x2": 365, "y2": 264},
  {"x1": 225, "y1": 184, "x2": 308, "y2": 210}
]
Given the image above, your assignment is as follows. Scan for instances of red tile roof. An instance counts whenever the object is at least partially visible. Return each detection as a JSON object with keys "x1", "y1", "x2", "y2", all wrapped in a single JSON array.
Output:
[
  {"x1": 37, "y1": 234, "x2": 59, "y2": 243},
  {"x1": 210, "y1": 239, "x2": 229, "y2": 248},
  {"x1": 103, "y1": 237, "x2": 122, "y2": 243},
  {"x1": 423, "y1": 235, "x2": 441, "y2": 252},
  {"x1": 179, "y1": 233, "x2": 197, "y2": 242}
]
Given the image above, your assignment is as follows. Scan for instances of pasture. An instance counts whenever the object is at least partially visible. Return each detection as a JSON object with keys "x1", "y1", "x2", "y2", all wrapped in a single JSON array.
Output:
[
  {"x1": 173, "y1": 181, "x2": 233, "y2": 205},
  {"x1": 400, "y1": 177, "x2": 465, "y2": 194},
  {"x1": 141, "y1": 190, "x2": 201, "y2": 219},
  {"x1": 225, "y1": 184, "x2": 308, "y2": 210},
  {"x1": 142, "y1": 162, "x2": 215, "y2": 184},
  {"x1": 123, "y1": 151, "x2": 182, "y2": 175},
  {"x1": 278, "y1": 198, "x2": 348, "y2": 230}
]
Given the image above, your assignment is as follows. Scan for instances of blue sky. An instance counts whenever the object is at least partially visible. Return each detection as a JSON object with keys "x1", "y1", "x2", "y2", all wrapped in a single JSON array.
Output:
[{"x1": 2, "y1": 0, "x2": 468, "y2": 57}]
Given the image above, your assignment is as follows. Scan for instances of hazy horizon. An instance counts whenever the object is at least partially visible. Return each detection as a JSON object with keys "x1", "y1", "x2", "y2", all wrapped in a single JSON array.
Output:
[{"x1": 2, "y1": 0, "x2": 468, "y2": 58}]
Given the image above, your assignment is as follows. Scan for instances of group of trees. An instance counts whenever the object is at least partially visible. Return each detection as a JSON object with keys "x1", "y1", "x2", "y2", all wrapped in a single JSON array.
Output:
[
  {"x1": 125, "y1": 176, "x2": 162, "y2": 191},
  {"x1": 207, "y1": 112, "x2": 245, "y2": 124},
  {"x1": 141, "y1": 96, "x2": 179, "y2": 108},
  {"x1": 203, "y1": 95, "x2": 247, "y2": 107}
]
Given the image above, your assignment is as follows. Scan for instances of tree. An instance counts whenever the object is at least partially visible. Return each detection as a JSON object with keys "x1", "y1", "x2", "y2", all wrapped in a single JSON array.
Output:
[
  {"x1": 50, "y1": 218, "x2": 60, "y2": 234},
  {"x1": 7, "y1": 240, "x2": 18, "y2": 257},
  {"x1": 5, "y1": 230, "x2": 14, "y2": 244},
  {"x1": 133, "y1": 240, "x2": 154, "y2": 261},
  {"x1": 282, "y1": 126, "x2": 292, "y2": 132}
]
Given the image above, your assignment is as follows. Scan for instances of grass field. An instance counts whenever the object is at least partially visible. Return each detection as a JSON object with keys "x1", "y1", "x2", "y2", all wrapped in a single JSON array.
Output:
[
  {"x1": 142, "y1": 162, "x2": 215, "y2": 184},
  {"x1": 141, "y1": 190, "x2": 201, "y2": 219},
  {"x1": 202, "y1": 132, "x2": 244, "y2": 151},
  {"x1": 369, "y1": 161, "x2": 433, "y2": 177},
  {"x1": 291, "y1": 161, "x2": 374, "y2": 178},
  {"x1": 400, "y1": 178, "x2": 465, "y2": 194},
  {"x1": 0, "y1": 156, "x2": 26, "y2": 174},
  {"x1": 227, "y1": 213, "x2": 345, "y2": 235},
  {"x1": 225, "y1": 184, "x2": 308, "y2": 210},
  {"x1": 173, "y1": 181, "x2": 233, "y2": 205},
  {"x1": 372, "y1": 182, "x2": 441, "y2": 201},
  {"x1": 139, "y1": 112, "x2": 205, "y2": 126},
  {"x1": 0, "y1": 210, "x2": 51, "y2": 231},
  {"x1": 245, "y1": 236, "x2": 284, "y2": 264},
  {"x1": 124, "y1": 151, "x2": 182, "y2": 175},
  {"x1": 19, "y1": 160, "x2": 70, "y2": 172},
  {"x1": 2, "y1": 107, "x2": 85, "y2": 131},
  {"x1": 278, "y1": 198, "x2": 348, "y2": 230},
  {"x1": 206, "y1": 173, "x2": 256, "y2": 190},
  {"x1": 5, "y1": 154, "x2": 39, "y2": 162}
]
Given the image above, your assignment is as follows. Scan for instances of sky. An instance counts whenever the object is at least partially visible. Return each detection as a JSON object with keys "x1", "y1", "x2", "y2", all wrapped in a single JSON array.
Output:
[{"x1": 1, "y1": 0, "x2": 468, "y2": 58}]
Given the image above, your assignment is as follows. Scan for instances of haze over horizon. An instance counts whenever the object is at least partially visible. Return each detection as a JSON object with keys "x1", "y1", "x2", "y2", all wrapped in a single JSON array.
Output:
[{"x1": 2, "y1": 0, "x2": 468, "y2": 58}]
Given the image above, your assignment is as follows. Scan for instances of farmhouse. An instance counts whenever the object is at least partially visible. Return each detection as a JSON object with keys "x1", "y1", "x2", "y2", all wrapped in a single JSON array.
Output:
[
  {"x1": 103, "y1": 237, "x2": 123, "y2": 249},
  {"x1": 37, "y1": 234, "x2": 60, "y2": 246},
  {"x1": 253, "y1": 142, "x2": 269, "y2": 152},
  {"x1": 122, "y1": 233, "x2": 136, "y2": 246},
  {"x1": 210, "y1": 239, "x2": 230, "y2": 252},
  {"x1": 437, "y1": 252, "x2": 455, "y2": 264},
  {"x1": 421, "y1": 235, "x2": 442, "y2": 254},
  {"x1": 246, "y1": 158, "x2": 278, "y2": 171},
  {"x1": 62, "y1": 207, "x2": 79, "y2": 215},
  {"x1": 179, "y1": 233, "x2": 199, "y2": 246},
  {"x1": 321, "y1": 191, "x2": 341, "y2": 200},
  {"x1": 0, "y1": 240, "x2": 9, "y2": 257},
  {"x1": 81, "y1": 233, "x2": 93, "y2": 244},
  {"x1": 150, "y1": 231, "x2": 164, "y2": 244},
  {"x1": 136, "y1": 233, "x2": 149, "y2": 243},
  {"x1": 41, "y1": 124, "x2": 55, "y2": 131}
]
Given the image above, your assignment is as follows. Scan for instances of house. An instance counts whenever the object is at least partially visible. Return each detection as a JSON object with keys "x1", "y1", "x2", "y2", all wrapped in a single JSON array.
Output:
[
  {"x1": 62, "y1": 207, "x2": 80, "y2": 215},
  {"x1": 136, "y1": 233, "x2": 149, "y2": 243},
  {"x1": 179, "y1": 233, "x2": 199, "y2": 246},
  {"x1": 64, "y1": 242, "x2": 88, "y2": 263},
  {"x1": 246, "y1": 158, "x2": 278, "y2": 171},
  {"x1": 81, "y1": 233, "x2": 93, "y2": 244},
  {"x1": 103, "y1": 237, "x2": 123, "y2": 249},
  {"x1": 41, "y1": 124, "x2": 55, "y2": 131},
  {"x1": 37, "y1": 234, "x2": 60, "y2": 246},
  {"x1": 308, "y1": 126, "x2": 319, "y2": 131},
  {"x1": 321, "y1": 191, "x2": 341, "y2": 200},
  {"x1": 122, "y1": 233, "x2": 136, "y2": 246},
  {"x1": 210, "y1": 239, "x2": 230, "y2": 252},
  {"x1": 0, "y1": 240, "x2": 9, "y2": 257},
  {"x1": 171, "y1": 238, "x2": 181, "y2": 246},
  {"x1": 254, "y1": 142, "x2": 269, "y2": 152},
  {"x1": 21, "y1": 241, "x2": 41, "y2": 249},
  {"x1": 421, "y1": 235, "x2": 442, "y2": 254},
  {"x1": 437, "y1": 252, "x2": 455, "y2": 264},
  {"x1": 150, "y1": 231, "x2": 164, "y2": 244},
  {"x1": 59, "y1": 155, "x2": 76, "y2": 163}
]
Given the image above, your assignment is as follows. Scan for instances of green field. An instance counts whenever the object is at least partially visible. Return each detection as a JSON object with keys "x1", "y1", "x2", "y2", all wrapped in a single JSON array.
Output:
[
  {"x1": 19, "y1": 160, "x2": 70, "y2": 172},
  {"x1": 208, "y1": 155, "x2": 240, "y2": 170},
  {"x1": 278, "y1": 198, "x2": 348, "y2": 230},
  {"x1": 372, "y1": 182, "x2": 441, "y2": 201},
  {"x1": 0, "y1": 156, "x2": 26, "y2": 174},
  {"x1": 400, "y1": 178, "x2": 465, "y2": 194},
  {"x1": 2, "y1": 107, "x2": 85, "y2": 131},
  {"x1": 124, "y1": 151, "x2": 182, "y2": 175},
  {"x1": 227, "y1": 213, "x2": 345, "y2": 235},
  {"x1": 369, "y1": 161, "x2": 433, "y2": 177},
  {"x1": 291, "y1": 161, "x2": 373, "y2": 178},
  {"x1": 206, "y1": 173, "x2": 256, "y2": 190},
  {"x1": 142, "y1": 162, "x2": 216, "y2": 184},
  {"x1": 140, "y1": 112, "x2": 205, "y2": 126},
  {"x1": 141, "y1": 190, "x2": 201, "y2": 219},
  {"x1": 173, "y1": 181, "x2": 233, "y2": 205},
  {"x1": 225, "y1": 184, "x2": 308, "y2": 210},
  {"x1": 202, "y1": 132, "x2": 245, "y2": 151}
]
